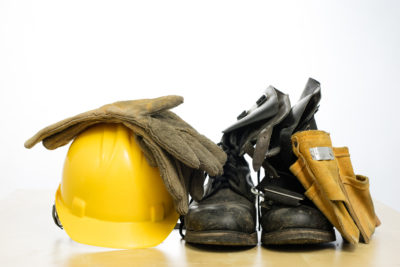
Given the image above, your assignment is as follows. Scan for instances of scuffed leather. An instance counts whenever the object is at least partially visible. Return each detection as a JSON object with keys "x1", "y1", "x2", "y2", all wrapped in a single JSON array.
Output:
[
  {"x1": 223, "y1": 86, "x2": 280, "y2": 133},
  {"x1": 223, "y1": 86, "x2": 291, "y2": 172},
  {"x1": 290, "y1": 130, "x2": 360, "y2": 244},
  {"x1": 261, "y1": 204, "x2": 333, "y2": 233},
  {"x1": 270, "y1": 78, "x2": 321, "y2": 171},
  {"x1": 334, "y1": 147, "x2": 380, "y2": 243},
  {"x1": 186, "y1": 188, "x2": 256, "y2": 233},
  {"x1": 185, "y1": 131, "x2": 257, "y2": 237},
  {"x1": 24, "y1": 96, "x2": 226, "y2": 215}
]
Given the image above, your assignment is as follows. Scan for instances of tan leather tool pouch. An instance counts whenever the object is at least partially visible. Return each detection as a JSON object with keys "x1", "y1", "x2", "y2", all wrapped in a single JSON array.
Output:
[
  {"x1": 290, "y1": 130, "x2": 360, "y2": 244},
  {"x1": 333, "y1": 147, "x2": 380, "y2": 243}
]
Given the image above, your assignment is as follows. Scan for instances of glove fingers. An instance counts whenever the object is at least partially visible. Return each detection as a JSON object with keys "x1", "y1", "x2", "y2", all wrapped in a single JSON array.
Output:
[
  {"x1": 179, "y1": 132, "x2": 224, "y2": 176},
  {"x1": 133, "y1": 95, "x2": 183, "y2": 115},
  {"x1": 188, "y1": 132, "x2": 227, "y2": 166},
  {"x1": 150, "y1": 117, "x2": 223, "y2": 175},
  {"x1": 24, "y1": 108, "x2": 105, "y2": 149},
  {"x1": 148, "y1": 118, "x2": 201, "y2": 169},
  {"x1": 159, "y1": 111, "x2": 226, "y2": 165},
  {"x1": 42, "y1": 121, "x2": 101, "y2": 149},
  {"x1": 189, "y1": 170, "x2": 206, "y2": 201},
  {"x1": 150, "y1": 111, "x2": 226, "y2": 174},
  {"x1": 25, "y1": 96, "x2": 183, "y2": 149},
  {"x1": 175, "y1": 162, "x2": 206, "y2": 202},
  {"x1": 141, "y1": 136, "x2": 188, "y2": 215},
  {"x1": 134, "y1": 135, "x2": 158, "y2": 167}
]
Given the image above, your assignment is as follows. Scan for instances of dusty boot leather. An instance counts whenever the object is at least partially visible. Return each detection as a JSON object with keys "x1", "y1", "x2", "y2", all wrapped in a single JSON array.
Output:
[
  {"x1": 268, "y1": 78, "x2": 322, "y2": 171},
  {"x1": 239, "y1": 78, "x2": 335, "y2": 245},
  {"x1": 184, "y1": 86, "x2": 291, "y2": 246},
  {"x1": 258, "y1": 171, "x2": 335, "y2": 245},
  {"x1": 290, "y1": 130, "x2": 360, "y2": 244},
  {"x1": 184, "y1": 132, "x2": 258, "y2": 246},
  {"x1": 333, "y1": 147, "x2": 381, "y2": 243},
  {"x1": 261, "y1": 79, "x2": 335, "y2": 245},
  {"x1": 223, "y1": 86, "x2": 291, "y2": 172}
]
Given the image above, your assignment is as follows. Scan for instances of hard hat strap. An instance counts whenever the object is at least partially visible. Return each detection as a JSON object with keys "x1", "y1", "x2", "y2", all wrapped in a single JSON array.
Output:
[{"x1": 52, "y1": 204, "x2": 63, "y2": 230}]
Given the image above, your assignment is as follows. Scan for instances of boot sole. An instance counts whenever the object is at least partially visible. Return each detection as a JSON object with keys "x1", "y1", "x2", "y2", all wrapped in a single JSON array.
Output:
[
  {"x1": 261, "y1": 228, "x2": 336, "y2": 245},
  {"x1": 185, "y1": 230, "x2": 258, "y2": 246}
]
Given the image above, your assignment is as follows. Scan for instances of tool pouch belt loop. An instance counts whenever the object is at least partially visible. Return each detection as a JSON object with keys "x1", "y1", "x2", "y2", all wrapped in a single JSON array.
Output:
[{"x1": 289, "y1": 130, "x2": 360, "y2": 244}]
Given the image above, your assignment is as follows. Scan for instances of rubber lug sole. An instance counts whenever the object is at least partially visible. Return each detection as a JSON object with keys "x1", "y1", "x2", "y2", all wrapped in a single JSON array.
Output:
[
  {"x1": 261, "y1": 228, "x2": 336, "y2": 245},
  {"x1": 185, "y1": 230, "x2": 258, "y2": 246}
]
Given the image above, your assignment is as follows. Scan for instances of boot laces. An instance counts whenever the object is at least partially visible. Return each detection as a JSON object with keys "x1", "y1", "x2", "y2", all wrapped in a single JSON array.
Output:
[{"x1": 207, "y1": 141, "x2": 246, "y2": 194}]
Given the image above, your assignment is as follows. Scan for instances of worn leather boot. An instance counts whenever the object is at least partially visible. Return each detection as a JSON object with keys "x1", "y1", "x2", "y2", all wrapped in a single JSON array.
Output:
[
  {"x1": 184, "y1": 132, "x2": 258, "y2": 246},
  {"x1": 219, "y1": 78, "x2": 335, "y2": 245},
  {"x1": 259, "y1": 79, "x2": 336, "y2": 245},
  {"x1": 258, "y1": 171, "x2": 336, "y2": 245}
]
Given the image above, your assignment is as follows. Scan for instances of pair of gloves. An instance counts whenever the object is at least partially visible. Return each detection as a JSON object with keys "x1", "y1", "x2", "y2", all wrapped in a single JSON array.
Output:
[{"x1": 24, "y1": 96, "x2": 227, "y2": 215}]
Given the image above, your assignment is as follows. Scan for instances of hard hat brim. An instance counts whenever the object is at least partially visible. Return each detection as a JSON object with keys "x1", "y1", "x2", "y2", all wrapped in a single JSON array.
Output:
[{"x1": 55, "y1": 185, "x2": 180, "y2": 249}]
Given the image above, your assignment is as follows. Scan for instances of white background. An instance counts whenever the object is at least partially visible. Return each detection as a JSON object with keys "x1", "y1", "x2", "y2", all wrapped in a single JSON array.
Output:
[{"x1": 1, "y1": 0, "x2": 399, "y2": 211}]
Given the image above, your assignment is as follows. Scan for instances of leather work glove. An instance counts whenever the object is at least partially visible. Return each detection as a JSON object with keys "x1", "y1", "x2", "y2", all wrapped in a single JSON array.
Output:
[
  {"x1": 289, "y1": 130, "x2": 360, "y2": 244},
  {"x1": 333, "y1": 147, "x2": 381, "y2": 243},
  {"x1": 25, "y1": 96, "x2": 227, "y2": 215}
]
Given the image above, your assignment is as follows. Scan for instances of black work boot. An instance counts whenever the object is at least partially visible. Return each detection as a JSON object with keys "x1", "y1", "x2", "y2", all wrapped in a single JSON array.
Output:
[
  {"x1": 214, "y1": 78, "x2": 335, "y2": 246},
  {"x1": 184, "y1": 132, "x2": 258, "y2": 246},
  {"x1": 259, "y1": 78, "x2": 335, "y2": 245},
  {"x1": 257, "y1": 171, "x2": 336, "y2": 245}
]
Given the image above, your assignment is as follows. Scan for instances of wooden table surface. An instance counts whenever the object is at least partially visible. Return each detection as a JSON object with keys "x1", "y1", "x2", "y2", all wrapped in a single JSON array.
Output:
[{"x1": 0, "y1": 190, "x2": 399, "y2": 267}]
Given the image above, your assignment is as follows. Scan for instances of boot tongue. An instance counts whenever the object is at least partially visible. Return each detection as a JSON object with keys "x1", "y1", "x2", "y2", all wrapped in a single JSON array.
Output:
[{"x1": 203, "y1": 132, "x2": 255, "y2": 202}]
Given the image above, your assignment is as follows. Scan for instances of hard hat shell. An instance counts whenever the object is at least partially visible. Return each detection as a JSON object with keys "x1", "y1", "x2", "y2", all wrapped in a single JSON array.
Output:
[{"x1": 55, "y1": 123, "x2": 179, "y2": 249}]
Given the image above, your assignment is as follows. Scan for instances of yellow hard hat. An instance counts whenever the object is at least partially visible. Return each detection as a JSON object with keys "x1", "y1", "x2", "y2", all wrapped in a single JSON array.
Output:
[{"x1": 54, "y1": 123, "x2": 179, "y2": 249}]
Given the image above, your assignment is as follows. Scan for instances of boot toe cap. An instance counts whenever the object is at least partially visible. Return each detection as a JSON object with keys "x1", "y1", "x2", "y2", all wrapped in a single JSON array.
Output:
[
  {"x1": 185, "y1": 202, "x2": 256, "y2": 233},
  {"x1": 261, "y1": 204, "x2": 332, "y2": 233}
]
